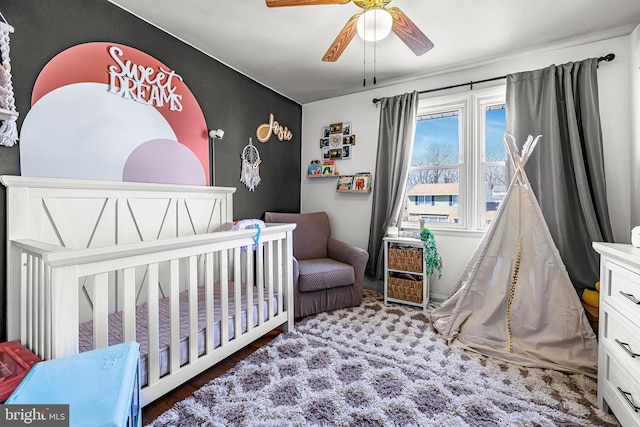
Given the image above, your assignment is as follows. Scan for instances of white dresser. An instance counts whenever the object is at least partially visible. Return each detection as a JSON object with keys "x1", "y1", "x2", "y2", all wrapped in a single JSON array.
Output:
[{"x1": 593, "y1": 242, "x2": 640, "y2": 426}]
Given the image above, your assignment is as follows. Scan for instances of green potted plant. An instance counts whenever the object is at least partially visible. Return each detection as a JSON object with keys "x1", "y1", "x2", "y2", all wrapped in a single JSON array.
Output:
[{"x1": 420, "y1": 227, "x2": 442, "y2": 279}]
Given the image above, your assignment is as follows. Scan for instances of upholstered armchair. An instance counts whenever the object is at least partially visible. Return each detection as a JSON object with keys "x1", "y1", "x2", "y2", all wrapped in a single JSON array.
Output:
[{"x1": 264, "y1": 211, "x2": 369, "y2": 318}]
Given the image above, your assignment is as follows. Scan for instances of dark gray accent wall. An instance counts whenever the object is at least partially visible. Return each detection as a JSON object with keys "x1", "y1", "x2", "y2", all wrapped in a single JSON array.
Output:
[{"x1": 0, "y1": 1, "x2": 302, "y2": 340}]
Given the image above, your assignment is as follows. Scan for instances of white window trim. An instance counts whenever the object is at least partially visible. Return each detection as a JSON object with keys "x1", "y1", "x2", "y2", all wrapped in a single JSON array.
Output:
[
  {"x1": 402, "y1": 84, "x2": 506, "y2": 234},
  {"x1": 475, "y1": 89, "x2": 507, "y2": 230}
]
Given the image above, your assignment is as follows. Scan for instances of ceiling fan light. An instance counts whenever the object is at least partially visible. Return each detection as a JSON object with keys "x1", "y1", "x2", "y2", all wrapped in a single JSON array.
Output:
[{"x1": 356, "y1": 8, "x2": 392, "y2": 42}]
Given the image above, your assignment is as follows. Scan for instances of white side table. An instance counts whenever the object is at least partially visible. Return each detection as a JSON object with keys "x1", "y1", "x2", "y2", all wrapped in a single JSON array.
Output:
[{"x1": 383, "y1": 236, "x2": 429, "y2": 310}]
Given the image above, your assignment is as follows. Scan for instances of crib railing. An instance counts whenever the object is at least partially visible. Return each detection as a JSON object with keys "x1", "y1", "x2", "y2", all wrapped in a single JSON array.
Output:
[{"x1": 8, "y1": 224, "x2": 295, "y2": 405}]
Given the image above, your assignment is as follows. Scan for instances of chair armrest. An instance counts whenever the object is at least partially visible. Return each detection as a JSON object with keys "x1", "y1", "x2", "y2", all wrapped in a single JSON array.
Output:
[
  {"x1": 327, "y1": 237, "x2": 369, "y2": 288},
  {"x1": 292, "y1": 255, "x2": 299, "y2": 288},
  {"x1": 291, "y1": 256, "x2": 303, "y2": 318}
]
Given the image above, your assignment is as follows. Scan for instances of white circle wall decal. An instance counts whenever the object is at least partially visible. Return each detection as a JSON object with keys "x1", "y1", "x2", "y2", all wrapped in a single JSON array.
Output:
[{"x1": 21, "y1": 83, "x2": 177, "y2": 181}]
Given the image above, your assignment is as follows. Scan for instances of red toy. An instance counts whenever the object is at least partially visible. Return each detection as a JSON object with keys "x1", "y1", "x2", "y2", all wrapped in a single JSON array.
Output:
[{"x1": 0, "y1": 341, "x2": 41, "y2": 402}]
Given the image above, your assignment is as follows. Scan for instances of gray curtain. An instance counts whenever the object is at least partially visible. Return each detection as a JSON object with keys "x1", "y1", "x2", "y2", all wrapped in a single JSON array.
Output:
[
  {"x1": 505, "y1": 58, "x2": 614, "y2": 296},
  {"x1": 366, "y1": 91, "x2": 419, "y2": 279}
]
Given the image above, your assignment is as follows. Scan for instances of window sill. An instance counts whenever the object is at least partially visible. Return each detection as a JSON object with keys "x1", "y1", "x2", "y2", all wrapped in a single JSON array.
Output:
[{"x1": 400, "y1": 225, "x2": 486, "y2": 239}]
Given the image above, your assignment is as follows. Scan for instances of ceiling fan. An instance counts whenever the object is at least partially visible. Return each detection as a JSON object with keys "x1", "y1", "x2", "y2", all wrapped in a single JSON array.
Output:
[{"x1": 265, "y1": 0, "x2": 434, "y2": 62}]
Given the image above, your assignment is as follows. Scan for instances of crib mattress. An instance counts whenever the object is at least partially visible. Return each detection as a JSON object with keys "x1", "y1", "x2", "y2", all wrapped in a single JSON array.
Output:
[{"x1": 78, "y1": 283, "x2": 278, "y2": 387}]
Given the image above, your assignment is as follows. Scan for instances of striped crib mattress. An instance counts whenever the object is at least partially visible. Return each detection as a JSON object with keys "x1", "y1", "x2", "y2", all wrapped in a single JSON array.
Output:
[{"x1": 78, "y1": 283, "x2": 278, "y2": 387}]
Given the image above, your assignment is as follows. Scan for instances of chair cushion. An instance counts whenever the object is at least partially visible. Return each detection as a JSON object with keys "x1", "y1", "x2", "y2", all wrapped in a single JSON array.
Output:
[{"x1": 298, "y1": 258, "x2": 355, "y2": 292}]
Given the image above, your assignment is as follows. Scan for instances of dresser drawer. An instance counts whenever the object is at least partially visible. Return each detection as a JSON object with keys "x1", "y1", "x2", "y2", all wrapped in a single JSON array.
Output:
[
  {"x1": 601, "y1": 347, "x2": 640, "y2": 427},
  {"x1": 604, "y1": 260, "x2": 640, "y2": 325},
  {"x1": 601, "y1": 301, "x2": 640, "y2": 377}
]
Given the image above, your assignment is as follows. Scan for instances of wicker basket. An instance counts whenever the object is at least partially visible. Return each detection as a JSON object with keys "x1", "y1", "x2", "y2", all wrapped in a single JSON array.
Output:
[
  {"x1": 388, "y1": 247, "x2": 423, "y2": 273},
  {"x1": 387, "y1": 276, "x2": 423, "y2": 303}
]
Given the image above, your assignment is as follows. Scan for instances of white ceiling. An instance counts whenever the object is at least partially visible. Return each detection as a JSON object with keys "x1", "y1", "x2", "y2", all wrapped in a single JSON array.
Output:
[{"x1": 108, "y1": 0, "x2": 640, "y2": 104}]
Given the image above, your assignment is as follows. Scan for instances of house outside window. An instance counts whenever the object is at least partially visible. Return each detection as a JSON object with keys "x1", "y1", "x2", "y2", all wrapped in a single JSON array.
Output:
[
  {"x1": 402, "y1": 86, "x2": 506, "y2": 231},
  {"x1": 406, "y1": 183, "x2": 459, "y2": 223},
  {"x1": 412, "y1": 195, "x2": 435, "y2": 206}
]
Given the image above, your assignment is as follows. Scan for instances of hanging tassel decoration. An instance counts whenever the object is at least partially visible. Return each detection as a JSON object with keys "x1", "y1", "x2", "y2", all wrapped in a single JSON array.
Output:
[
  {"x1": 240, "y1": 138, "x2": 261, "y2": 191},
  {"x1": 0, "y1": 15, "x2": 18, "y2": 147},
  {"x1": 0, "y1": 115, "x2": 18, "y2": 147}
]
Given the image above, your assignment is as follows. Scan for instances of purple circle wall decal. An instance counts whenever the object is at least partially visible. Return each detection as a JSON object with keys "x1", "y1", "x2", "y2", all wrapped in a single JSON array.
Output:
[{"x1": 123, "y1": 139, "x2": 206, "y2": 185}]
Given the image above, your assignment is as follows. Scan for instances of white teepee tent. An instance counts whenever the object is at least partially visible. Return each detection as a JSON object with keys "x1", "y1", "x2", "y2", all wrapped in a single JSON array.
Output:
[{"x1": 431, "y1": 134, "x2": 598, "y2": 376}]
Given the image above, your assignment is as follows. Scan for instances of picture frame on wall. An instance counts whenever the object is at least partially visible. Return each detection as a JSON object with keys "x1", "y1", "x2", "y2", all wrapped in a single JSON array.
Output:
[
  {"x1": 320, "y1": 138, "x2": 329, "y2": 148},
  {"x1": 322, "y1": 147, "x2": 331, "y2": 160},
  {"x1": 342, "y1": 145, "x2": 351, "y2": 159},
  {"x1": 329, "y1": 148, "x2": 343, "y2": 160},
  {"x1": 329, "y1": 134, "x2": 342, "y2": 148},
  {"x1": 323, "y1": 125, "x2": 330, "y2": 138},
  {"x1": 342, "y1": 122, "x2": 351, "y2": 136},
  {"x1": 343, "y1": 135, "x2": 356, "y2": 145},
  {"x1": 329, "y1": 122, "x2": 343, "y2": 134}
]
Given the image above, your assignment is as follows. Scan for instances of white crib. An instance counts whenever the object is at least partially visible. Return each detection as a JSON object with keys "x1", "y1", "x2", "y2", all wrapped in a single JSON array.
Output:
[{"x1": 2, "y1": 176, "x2": 295, "y2": 406}]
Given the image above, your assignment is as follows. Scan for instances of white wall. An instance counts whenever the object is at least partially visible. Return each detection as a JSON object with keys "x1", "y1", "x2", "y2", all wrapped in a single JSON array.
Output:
[
  {"x1": 302, "y1": 35, "x2": 633, "y2": 299},
  {"x1": 631, "y1": 24, "x2": 640, "y2": 229}
]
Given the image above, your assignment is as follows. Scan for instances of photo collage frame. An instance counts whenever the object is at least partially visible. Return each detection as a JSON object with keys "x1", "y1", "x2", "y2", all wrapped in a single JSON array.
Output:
[{"x1": 320, "y1": 121, "x2": 355, "y2": 161}]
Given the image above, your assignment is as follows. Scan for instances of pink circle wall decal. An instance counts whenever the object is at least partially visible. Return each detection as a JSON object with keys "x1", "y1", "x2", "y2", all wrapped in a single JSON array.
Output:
[{"x1": 24, "y1": 42, "x2": 209, "y2": 185}]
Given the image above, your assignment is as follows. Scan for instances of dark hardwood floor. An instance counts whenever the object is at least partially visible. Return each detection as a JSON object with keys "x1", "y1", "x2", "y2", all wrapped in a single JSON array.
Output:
[{"x1": 142, "y1": 327, "x2": 282, "y2": 425}]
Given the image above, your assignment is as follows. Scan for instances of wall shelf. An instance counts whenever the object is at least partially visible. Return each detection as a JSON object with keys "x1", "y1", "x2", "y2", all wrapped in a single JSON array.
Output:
[
  {"x1": 0, "y1": 108, "x2": 18, "y2": 121},
  {"x1": 307, "y1": 174, "x2": 338, "y2": 179},
  {"x1": 336, "y1": 173, "x2": 372, "y2": 193}
]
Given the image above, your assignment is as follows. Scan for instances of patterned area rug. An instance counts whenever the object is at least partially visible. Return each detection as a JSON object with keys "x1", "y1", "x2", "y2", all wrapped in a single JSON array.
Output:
[{"x1": 149, "y1": 290, "x2": 618, "y2": 426}]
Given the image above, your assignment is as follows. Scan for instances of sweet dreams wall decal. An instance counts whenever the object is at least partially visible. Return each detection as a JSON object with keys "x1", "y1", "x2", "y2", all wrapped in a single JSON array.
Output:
[{"x1": 20, "y1": 42, "x2": 209, "y2": 185}]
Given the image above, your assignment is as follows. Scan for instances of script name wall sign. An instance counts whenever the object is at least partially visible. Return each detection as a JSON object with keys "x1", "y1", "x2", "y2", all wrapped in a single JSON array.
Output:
[{"x1": 256, "y1": 113, "x2": 293, "y2": 142}]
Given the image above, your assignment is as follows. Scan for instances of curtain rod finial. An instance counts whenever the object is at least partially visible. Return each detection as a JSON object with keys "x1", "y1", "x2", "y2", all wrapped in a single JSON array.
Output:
[{"x1": 598, "y1": 53, "x2": 615, "y2": 62}]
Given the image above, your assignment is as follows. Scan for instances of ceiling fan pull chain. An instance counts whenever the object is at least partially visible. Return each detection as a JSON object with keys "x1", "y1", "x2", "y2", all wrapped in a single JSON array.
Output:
[
  {"x1": 362, "y1": 22, "x2": 366, "y2": 87},
  {"x1": 373, "y1": 9, "x2": 377, "y2": 85},
  {"x1": 373, "y1": 45, "x2": 377, "y2": 86}
]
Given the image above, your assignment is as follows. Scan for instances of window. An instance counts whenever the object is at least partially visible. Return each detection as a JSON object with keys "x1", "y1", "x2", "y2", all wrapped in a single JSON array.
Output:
[
  {"x1": 413, "y1": 195, "x2": 434, "y2": 206},
  {"x1": 402, "y1": 86, "x2": 506, "y2": 231}
]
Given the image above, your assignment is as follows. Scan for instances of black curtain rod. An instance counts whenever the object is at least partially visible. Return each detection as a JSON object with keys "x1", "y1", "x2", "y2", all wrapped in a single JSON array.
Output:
[{"x1": 372, "y1": 53, "x2": 615, "y2": 104}]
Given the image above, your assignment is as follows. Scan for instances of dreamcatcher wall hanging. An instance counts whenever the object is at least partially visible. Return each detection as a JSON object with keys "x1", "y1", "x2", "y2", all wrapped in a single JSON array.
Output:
[
  {"x1": 0, "y1": 12, "x2": 18, "y2": 147},
  {"x1": 240, "y1": 137, "x2": 261, "y2": 191}
]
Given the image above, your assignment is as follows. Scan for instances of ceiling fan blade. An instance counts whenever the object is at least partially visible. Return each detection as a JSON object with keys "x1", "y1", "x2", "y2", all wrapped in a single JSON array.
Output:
[
  {"x1": 388, "y1": 7, "x2": 434, "y2": 56},
  {"x1": 266, "y1": 0, "x2": 350, "y2": 7},
  {"x1": 322, "y1": 14, "x2": 359, "y2": 62}
]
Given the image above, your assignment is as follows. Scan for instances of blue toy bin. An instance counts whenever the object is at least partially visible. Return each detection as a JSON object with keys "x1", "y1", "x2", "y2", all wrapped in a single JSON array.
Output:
[{"x1": 5, "y1": 341, "x2": 141, "y2": 427}]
